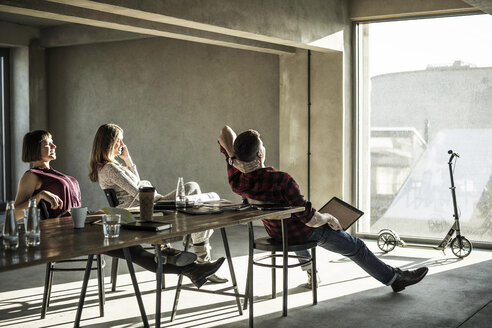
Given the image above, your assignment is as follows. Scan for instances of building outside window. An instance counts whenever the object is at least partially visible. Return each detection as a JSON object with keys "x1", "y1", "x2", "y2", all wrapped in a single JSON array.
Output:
[{"x1": 355, "y1": 14, "x2": 492, "y2": 245}]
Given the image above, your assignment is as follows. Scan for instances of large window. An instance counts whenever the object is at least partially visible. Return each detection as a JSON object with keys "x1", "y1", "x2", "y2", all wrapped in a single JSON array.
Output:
[
  {"x1": 0, "y1": 48, "x2": 10, "y2": 208},
  {"x1": 355, "y1": 14, "x2": 492, "y2": 244}
]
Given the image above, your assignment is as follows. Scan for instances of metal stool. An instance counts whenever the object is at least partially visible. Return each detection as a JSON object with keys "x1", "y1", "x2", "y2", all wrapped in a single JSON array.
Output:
[
  {"x1": 245, "y1": 218, "x2": 317, "y2": 317},
  {"x1": 38, "y1": 200, "x2": 105, "y2": 319}
]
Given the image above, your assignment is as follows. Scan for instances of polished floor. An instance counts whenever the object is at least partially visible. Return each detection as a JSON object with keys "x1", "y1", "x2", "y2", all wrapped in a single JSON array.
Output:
[{"x1": 0, "y1": 224, "x2": 491, "y2": 328}]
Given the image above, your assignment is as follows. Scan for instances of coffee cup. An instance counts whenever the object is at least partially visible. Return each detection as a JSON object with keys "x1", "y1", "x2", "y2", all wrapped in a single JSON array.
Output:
[
  {"x1": 139, "y1": 187, "x2": 155, "y2": 221},
  {"x1": 72, "y1": 207, "x2": 88, "y2": 228}
]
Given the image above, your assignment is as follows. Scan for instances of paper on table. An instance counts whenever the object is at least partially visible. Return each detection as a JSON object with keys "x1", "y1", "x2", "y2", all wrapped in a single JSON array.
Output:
[
  {"x1": 185, "y1": 192, "x2": 220, "y2": 203},
  {"x1": 102, "y1": 207, "x2": 136, "y2": 224}
]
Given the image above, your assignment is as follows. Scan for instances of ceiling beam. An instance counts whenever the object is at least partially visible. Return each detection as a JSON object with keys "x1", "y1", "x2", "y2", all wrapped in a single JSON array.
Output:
[{"x1": 0, "y1": 0, "x2": 296, "y2": 54}]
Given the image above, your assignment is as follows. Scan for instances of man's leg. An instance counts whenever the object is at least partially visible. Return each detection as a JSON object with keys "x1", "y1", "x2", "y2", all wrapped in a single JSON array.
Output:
[
  {"x1": 294, "y1": 249, "x2": 320, "y2": 289},
  {"x1": 306, "y1": 226, "x2": 397, "y2": 285},
  {"x1": 305, "y1": 226, "x2": 428, "y2": 291}
]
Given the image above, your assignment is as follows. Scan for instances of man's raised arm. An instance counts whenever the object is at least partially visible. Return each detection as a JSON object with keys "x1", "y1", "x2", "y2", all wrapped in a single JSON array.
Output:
[{"x1": 219, "y1": 125, "x2": 236, "y2": 157}]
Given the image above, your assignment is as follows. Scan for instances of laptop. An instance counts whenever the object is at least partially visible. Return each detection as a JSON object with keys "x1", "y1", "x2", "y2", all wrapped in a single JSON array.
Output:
[{"x1": 318, "y1": 197, "x2": 364, "y2": 230}]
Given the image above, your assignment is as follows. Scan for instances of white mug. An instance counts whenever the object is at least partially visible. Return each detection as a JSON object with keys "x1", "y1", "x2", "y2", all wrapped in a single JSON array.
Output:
[{"x1": 72, "y1": 207, "x2": 88, "y2": 229}]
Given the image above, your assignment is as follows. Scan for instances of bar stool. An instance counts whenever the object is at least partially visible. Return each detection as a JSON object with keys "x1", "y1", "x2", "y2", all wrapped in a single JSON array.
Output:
[
  {"x1": 244, "y1": 217, "x2": 318, "y2": 317},
  {"x1": 38, "y1": 201, "x2": 105, "y2": 319}
]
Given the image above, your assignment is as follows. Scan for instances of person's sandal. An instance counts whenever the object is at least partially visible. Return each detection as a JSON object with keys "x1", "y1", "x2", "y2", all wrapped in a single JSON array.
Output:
[
  {"x1": 207, "y1": 273, "x2": 228, "y2": 283},
  {"x1": 306, "y1": 269, "x2": 320, "y2": 289}
]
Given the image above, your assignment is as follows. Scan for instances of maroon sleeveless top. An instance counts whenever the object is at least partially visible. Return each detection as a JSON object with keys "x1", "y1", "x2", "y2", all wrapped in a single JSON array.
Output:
[{"x1": 29, "y1": 167, "x2": 82, "y2": 218}]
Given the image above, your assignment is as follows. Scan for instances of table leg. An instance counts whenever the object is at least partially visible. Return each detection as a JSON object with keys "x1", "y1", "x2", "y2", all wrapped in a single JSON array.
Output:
[
  {"x1": 220, "y1": 228, "x2": 243, "y2": 315},
  {"x1": 155, "y1": 244, "x2": 163, "y2": 328},
  {"x1": 74, "y1": 254, "x2": 93, "y2": 328},
  {"x1": 171, "y1": 234, "x2": 191, "y2": 322},
  {"x1": 247, "y1": 222, "x2": 254, "y2": 328},
  {"x1": 123, "y1": 248, "x2": 149, "y2": 328},
  {"x1": 281, "y1": 219, "x2": 288, "y2": 317}
]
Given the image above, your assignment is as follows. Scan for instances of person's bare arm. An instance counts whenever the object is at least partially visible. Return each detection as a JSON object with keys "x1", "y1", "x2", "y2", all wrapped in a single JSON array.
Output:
[
  {"x1": 218, "y1": 125, "x2": 236, "y2": 157},
  {"x1": 14, "y1": 172, "x2": 63, "y2": 220},
  {"x1": 306, "y1": 211, "x2": 342, "y2": 230}
]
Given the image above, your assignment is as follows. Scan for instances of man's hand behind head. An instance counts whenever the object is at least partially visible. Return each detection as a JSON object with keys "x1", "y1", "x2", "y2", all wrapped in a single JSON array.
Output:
[{"x1": 233, "y1": 158, "x2": 261, "y2": 173}]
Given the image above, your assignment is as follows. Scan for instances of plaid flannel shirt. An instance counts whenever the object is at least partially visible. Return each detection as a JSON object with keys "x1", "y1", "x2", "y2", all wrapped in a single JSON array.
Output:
[{"x1": 220, "y1": 146, "x2": 315, "y2": 244}]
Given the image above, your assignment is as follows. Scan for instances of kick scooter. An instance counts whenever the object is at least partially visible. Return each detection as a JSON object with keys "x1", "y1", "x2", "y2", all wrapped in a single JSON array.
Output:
[{"x1": 377, "y1": 150, "x2": 473, "y2": 258}]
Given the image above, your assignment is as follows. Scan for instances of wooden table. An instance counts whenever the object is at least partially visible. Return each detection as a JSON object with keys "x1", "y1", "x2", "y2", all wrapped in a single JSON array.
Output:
[{"x1": 0, "y1": 207, "x2": 304, "y2": 327}]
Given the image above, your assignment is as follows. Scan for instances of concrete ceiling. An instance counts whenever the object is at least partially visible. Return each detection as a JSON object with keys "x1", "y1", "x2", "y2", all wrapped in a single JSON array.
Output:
[
  {"x1": 1, "y1": 0, "x2": 340, "y2": 54},
  {"x1": 462, "y1": 0, "x2": 492, "y2": 15}
]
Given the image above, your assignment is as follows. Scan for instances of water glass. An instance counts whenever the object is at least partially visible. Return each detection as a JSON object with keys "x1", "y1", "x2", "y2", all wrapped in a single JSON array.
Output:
[
  {"x1": 23, "y1": 208, "x2": 41, "y2": 247},
  {"x1": 176, "y1": 177, "x2": 186, "y2": 208},
  {"x1": 102, "y1": 214, "x2": 121, "y2": 238},
  {"x1": 3, "y1": 201, "x2": 19, "y2": 249}
]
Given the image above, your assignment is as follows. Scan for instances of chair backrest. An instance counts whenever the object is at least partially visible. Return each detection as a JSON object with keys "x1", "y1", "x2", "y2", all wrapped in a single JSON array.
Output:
[
  {"x1": 37, "y1": 200, "x2": 50, "y2": 220},
  {"x1": 103, "y1": 188, "x2": 119, "y2": 207}
]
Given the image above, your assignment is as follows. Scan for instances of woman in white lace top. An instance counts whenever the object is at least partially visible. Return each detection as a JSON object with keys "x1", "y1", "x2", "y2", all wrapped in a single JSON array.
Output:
[{"x1": 89, "y1": 123, "x2": 227, "y2": 283}]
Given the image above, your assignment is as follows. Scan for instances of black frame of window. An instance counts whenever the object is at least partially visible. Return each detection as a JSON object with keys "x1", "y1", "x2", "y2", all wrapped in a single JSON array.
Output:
[{"x1": 1, "y1": 48, "x2": 11, "y2": 210}]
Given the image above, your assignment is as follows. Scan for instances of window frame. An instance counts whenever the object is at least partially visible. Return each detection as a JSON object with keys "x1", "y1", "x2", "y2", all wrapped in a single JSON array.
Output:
[{"x1": 352, "y1": 13, "x2": 492, "y2": 249}]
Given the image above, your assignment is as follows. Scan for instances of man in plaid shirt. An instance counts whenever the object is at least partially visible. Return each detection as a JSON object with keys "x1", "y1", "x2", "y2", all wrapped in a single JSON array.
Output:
[{"x1": 219, "y1": 126, "x2": 428, "y2": 292}]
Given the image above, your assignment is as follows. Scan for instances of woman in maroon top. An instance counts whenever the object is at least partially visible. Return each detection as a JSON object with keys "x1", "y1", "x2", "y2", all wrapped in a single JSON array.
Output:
[
  {"x1": 14, "y1": 130, "x2": 79, "y2": 219},
  {"x1": 13, "y1": 130, "x2": 225, "y2": 288}
]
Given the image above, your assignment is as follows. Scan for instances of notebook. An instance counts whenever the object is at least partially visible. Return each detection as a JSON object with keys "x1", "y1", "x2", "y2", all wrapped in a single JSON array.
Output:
[
  {"x1": 122, "y1": 220, "x2": 172, "y2": 232},
  {"x1": 318, "y1": 197, "x2": 364, "y2": 230}
]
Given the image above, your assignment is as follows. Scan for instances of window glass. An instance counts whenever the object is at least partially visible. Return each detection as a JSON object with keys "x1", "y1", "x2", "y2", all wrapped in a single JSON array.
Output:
[{"x1": 356, "y1": 14, "x2": 492, "y2": 244}]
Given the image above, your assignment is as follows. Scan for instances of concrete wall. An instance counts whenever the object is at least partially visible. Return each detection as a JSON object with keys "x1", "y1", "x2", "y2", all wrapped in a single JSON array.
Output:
[
  {"x1": 279, "y1": 50, "x2": 344, "y2": 210},
  {"x1": 47, "y1": 37, "x2": 279, "y2": 210}
]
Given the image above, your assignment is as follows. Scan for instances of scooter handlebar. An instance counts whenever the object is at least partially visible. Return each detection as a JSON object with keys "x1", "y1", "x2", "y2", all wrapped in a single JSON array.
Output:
[{"x1": 448, "y1": 150, "x2": 460, "y2": 157}]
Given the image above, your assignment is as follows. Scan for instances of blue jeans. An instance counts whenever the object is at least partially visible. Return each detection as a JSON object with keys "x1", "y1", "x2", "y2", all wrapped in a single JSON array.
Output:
[{"x1": 299, "y1": 225, "x2": 397, "y2": 285}]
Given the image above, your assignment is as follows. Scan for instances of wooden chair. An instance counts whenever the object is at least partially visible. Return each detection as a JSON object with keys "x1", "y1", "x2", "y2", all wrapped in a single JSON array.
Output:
[
  {"x1": 38, "y1": 200, "x2": 105, "y2": 319},
  {"x1": 244, "y1": 204, "x2": 318, "y2": 317}
]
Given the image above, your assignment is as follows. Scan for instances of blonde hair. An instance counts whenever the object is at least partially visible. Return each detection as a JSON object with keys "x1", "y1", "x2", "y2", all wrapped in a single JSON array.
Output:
[{"x1": 88, "y1": 123, "x2": 123, "y2": 182}]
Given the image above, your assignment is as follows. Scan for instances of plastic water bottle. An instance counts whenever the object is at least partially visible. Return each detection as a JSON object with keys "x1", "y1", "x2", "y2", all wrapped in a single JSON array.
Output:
[
  {"x1": 25, "y1": 198, "x2": 41, "y2": 247},
  {"x1": 2, "y1": 201, "x2": 19, "y2": 249},
  {"x1": 176, "y1": 177, "x2": 186, "y2": 208}
]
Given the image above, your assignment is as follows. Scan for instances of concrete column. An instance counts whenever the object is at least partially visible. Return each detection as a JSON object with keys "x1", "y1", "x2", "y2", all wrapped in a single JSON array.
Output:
[
  {"x1": 279, "y1": 50, "x2": 344, "y2": 210},
  {"x1": 10, "y1": 47, "x2": 30, "y2": 197},
  {"x1": 29, "y1": 40, "x2": 47, "y2": 131}
]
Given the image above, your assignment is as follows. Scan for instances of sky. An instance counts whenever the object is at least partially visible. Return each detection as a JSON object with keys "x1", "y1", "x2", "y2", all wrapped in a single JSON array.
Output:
[{"x1": 368, "y1": 14, "x2": 492, "y2": 77}]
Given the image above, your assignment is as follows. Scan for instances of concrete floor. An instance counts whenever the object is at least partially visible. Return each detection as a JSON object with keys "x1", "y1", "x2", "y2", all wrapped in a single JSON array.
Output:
[{"x1": 0, "y1": 224, "x2": 491, "y2": 328}]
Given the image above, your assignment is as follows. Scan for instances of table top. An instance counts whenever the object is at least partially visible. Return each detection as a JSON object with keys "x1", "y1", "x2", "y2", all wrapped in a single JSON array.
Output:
[{"x1": 0, "y1": 207, "x2": 303, "y2": 272}]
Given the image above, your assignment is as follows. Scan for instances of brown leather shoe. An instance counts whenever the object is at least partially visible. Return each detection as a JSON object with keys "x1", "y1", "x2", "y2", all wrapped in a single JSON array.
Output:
[
  {"x1": 391, "y1": 267, "x2": 428, "y2": 292},
  {"x1": 182, "y1": 257, "x2": 225, "y2": 289}
]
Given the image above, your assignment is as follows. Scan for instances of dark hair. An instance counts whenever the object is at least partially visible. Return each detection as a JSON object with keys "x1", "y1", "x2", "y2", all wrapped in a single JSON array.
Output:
[
  {"x1": 88, "y1": 123, "x2": 123, "y2": 182},
  {"x1": 233, "y1": 129, "x2": 261, "y2": 162},
  {"x1": 22, "y1": 130, "x2": 52, "y2": 162}
]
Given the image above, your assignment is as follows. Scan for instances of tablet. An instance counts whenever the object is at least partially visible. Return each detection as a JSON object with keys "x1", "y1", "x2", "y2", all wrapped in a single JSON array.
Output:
[
  {"x1": 177, "y1": 207, "x2": 223, "y2": 215},
  {"x1": 318, "y1": 197, "x2": 364, "y2": 230}
]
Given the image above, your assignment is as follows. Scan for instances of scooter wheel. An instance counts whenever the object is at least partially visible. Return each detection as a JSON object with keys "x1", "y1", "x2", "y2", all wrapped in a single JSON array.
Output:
[
  {"x1": 377, "y1": 232, "x2": 397, "y2": 253},
  {"x1": 450, "y1": 236, "x2": 472, "y2": 258}
]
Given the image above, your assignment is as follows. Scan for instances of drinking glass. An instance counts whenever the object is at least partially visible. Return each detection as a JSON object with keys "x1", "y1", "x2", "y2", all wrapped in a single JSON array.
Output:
[
  {"x1": 23, "y1": 208, "x2": 41, "y2": 247},
  {"x1": 176, "y1": 177, "x2": 186, "y2": 208},
  {"x1": 102, "y1": 214, "x2": 121, "y2": 238}
]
